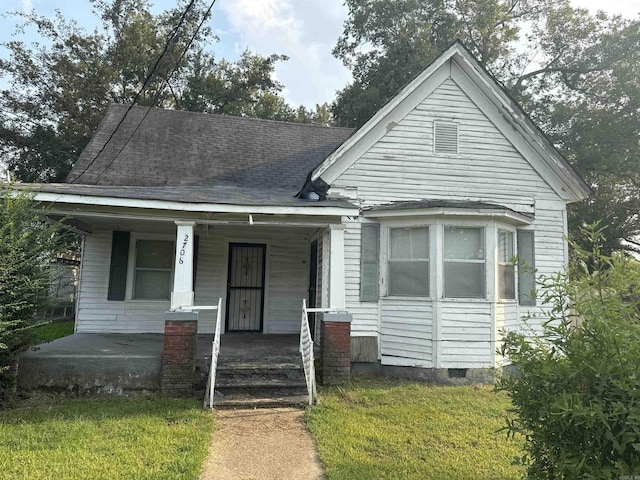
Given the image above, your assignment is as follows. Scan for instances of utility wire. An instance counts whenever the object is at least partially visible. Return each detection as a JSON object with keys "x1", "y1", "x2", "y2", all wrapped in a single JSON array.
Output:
[
  {"x1": 71, "y1": 0, "x2": 199, "y2": 184},
  {"x1": 90, "y1": 0, "x2": 218, "y2": 185}
]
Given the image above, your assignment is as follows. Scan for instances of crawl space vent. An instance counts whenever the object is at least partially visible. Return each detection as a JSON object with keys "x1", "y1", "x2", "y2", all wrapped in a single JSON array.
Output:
[{"x1": 434, "y1": 121, "x2": 459, "y2": 154}]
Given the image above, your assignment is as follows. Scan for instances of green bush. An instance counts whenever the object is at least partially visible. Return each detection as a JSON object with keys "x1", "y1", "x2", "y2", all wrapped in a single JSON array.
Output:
[
  {"x1": 0, "y1": 186, "x2": 70, "y2": 399},
  {"x1": 498, "y1": 225, "x2": 640, "y2": 479}
]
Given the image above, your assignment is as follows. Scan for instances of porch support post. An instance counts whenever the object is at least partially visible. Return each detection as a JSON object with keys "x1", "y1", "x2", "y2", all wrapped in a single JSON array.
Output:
[
  {"x1": 171, "y1": 221, "x2": 196, "y2": 310},
  {"x1": 321, "y1": 223, "x2": 352, "y2": 386},
  {"x1": 328, "y1": 224, "x2": 346, "y2": 310}
]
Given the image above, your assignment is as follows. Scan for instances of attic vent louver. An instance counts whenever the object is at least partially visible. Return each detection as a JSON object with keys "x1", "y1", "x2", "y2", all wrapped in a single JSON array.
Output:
[{"x1": 434, "y1": 121, "x2": 459, "y2": 154}]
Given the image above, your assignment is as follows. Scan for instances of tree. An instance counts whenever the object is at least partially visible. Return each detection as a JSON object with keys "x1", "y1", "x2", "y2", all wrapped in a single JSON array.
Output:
[
  {"x1": 332, "y1": 0, "x2": 640, "y2": 254},
  {"x1": 0, "y1": 186, "x2": 70, "y2": 399},
  {"x1": 0, "y1": 0, "x2": 301, "y2": 183}
]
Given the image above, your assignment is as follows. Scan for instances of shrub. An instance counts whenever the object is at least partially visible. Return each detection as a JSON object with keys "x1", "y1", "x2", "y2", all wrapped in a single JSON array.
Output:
[
  {"x1": 0, "y1": 186, "x2": 70, "y2": 399},
  {"x1": 498, "y1": 225, "x2": 640, "y2": 479}
]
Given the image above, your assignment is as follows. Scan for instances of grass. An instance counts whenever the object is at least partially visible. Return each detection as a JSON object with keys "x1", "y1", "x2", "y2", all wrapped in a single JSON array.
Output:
[
  {"x1": 28, "y1": 319, "x2": 75, "y2": 346},
  {"x1": 0, "y1": 396, "x2": 215, "y2": 480},
  {"x1": 306, "y1": 375, "x2": 524, "y2": 480}
]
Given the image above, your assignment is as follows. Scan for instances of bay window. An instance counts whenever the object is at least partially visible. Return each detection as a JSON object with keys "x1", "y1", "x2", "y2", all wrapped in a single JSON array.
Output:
[
  {"x1": 443, "y1": 227, "x2": 485, "y2": 298},
  {"x1": 388, "y1": 227, "x2": 429, "y2": 296}
]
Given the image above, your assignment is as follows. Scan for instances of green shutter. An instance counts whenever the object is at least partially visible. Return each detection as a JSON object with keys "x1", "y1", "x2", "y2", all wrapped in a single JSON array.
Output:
[
  {"x1": 517, "y1": 230, "x2": 536, "y2": 306},
  {"x1": 107, "y1": 231, "x2": 130, "y2": 301},
  {"x1": 360, "y1": 223, "x2": 380, "y2": 302}
]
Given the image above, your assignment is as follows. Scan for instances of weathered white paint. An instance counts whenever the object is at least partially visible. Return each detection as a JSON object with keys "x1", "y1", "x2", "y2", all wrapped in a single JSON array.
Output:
[
  {"x1": 171, "y1": 221, "x2": 195, "y2": 309},
  {"x1": 313, "y1": 43, "x2": 590, "y2": 202},
  {"x1": 76, "y1": 225, "x2": 314, "y2": 334},
  {"x1": 30, "y1": 191, "x2": 359, "y2": 217},
  {"x1": 328, "y1": 224, "x2": 346, "y2": 310},
  {"x1": 380, "y1": 298, "x2": 433, "y2": 368},
  {"x1": 327, "y1": 67, "x2": 575, "y2": 370}
]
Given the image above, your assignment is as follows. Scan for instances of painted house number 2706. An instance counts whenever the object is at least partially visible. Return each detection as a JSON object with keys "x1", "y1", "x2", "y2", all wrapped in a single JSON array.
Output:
[{"x1": 178, "y1": 234, "x2": 189, "y2": 264}]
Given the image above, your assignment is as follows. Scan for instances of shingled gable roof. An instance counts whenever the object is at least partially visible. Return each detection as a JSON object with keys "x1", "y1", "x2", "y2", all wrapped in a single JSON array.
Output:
[
  {"x1": 66, "y1": 105, "x2": 353, "y2": 192},
  {"x1": 308, "y1": 40, "x2": 591, "y2": 203}
]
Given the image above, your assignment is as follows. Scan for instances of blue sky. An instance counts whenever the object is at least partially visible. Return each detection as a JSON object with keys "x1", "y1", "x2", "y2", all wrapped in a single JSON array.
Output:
[{"x1": 0, "y1": 0, "x2": 638, "y2": 108}]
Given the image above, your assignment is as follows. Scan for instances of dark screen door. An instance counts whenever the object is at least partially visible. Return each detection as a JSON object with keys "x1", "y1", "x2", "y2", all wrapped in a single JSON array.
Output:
[
  {"x1": 308, "y1": 240, "x2": 318, "y2": 340},
  {"x1": 226, "y1": 243, "x2": 266, "y2": 332}
]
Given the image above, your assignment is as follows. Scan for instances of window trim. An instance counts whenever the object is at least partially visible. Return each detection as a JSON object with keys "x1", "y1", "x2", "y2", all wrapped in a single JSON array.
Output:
[
  {"x1": 442, "y1": 225, "x2": 486, "y2": 299},
  {"x1": 126, "y1": 233, "x2": 175, "y2": 302},
  {"x1": 497, "y1": 228, "x2": 516, "y2": 300},
  {"x1": 387, "y1": 225, "x2": 431, "y2": 297}
]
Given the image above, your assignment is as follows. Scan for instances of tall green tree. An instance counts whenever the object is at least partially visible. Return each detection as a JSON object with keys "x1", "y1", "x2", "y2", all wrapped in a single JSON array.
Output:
[
  {"x1": 0, "y1": 0, "x2": 301, "y2": 183},
  {"x1": 333, "y1": 0, "x2": 640, "y2": 254}
]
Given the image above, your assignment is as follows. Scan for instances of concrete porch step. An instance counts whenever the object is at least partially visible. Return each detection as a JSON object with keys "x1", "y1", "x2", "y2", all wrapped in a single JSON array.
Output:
[
  {"x1": 213, "y1": 387, "x2": 309, "y2": 408},
  {"x1": 216, "y1": 376, "x2": 307, "y2": 388}
]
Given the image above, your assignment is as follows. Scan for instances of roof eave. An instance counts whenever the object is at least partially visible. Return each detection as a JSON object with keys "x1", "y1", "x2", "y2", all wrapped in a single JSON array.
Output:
[
  {"x1": 29, "y1": 191, "x2": 360, "y2": 217},
  {"x1": 362, "y1": 206, "x2": 533, "y2": 225}
]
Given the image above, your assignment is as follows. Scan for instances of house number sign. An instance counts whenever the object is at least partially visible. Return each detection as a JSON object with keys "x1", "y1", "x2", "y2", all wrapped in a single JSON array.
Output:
[{"x1": 178, "y1": 234, "x2": 189, "y2": 264}]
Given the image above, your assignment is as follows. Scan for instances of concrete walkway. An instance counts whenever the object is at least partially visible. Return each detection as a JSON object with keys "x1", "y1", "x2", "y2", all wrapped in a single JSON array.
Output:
[{"x1": 199, "y1": 408, "x2": 325, "y2": 480}]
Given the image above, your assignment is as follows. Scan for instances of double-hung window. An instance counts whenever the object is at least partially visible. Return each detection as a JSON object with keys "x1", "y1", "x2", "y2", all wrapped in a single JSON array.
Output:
[
  {"x1": 388, "y1": 227, "x2": 429, "y2": 296},
  {"x1": 443, "y1": 227, "x2": 485, "y2": 298},
  {"x1": 133, "y1": 239, "x2": 174, "y2": 300},
  {"x1": 498, "y1": 230, "x2": 515, "y2": 299}
]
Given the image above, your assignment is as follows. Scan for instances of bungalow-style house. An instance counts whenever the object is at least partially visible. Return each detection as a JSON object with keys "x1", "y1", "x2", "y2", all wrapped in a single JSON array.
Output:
[{"x1": 25, "y1": 41, "x2": 589, "y2": 389}]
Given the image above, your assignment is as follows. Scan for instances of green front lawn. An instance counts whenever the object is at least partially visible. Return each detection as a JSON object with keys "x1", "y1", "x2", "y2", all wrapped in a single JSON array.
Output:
[
  {"x1": 0, "y1": 397, "x2": 215, "y2": 480},
  {"x1": 28, "y1": 319, "x2": 75, "y2": 346},
  {"x1": 306, "y1": 376, "x2": 523, "y2": 480}
]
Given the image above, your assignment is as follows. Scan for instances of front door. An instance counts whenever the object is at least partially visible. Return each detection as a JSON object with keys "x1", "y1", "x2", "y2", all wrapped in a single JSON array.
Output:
[{"x1": 226, "y1": 243, "x2": 266, "y2": 332}]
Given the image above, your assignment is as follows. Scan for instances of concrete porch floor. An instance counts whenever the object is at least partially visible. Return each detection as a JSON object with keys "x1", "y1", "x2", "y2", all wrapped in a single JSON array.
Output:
[{"x1": 17, "y1": 333, "x2": 300, "y2": 395}]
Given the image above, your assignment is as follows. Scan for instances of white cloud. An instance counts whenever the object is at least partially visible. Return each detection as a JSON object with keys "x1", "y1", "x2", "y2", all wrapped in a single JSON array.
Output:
[
  {"x1": 218, "y1": 0, "x2": 351, "y2": 108},
  {"x1": 21, "y1": 0, "x2": 33, "y2": 13},
  {"x1": 572, "y1": 0, "x2": 639, "y2": 18}
]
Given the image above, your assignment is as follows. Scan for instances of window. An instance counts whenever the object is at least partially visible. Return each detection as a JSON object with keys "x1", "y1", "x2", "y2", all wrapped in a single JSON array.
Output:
[
  {"x1": 434, "y1": 121, "x2": 459, "y2": 154},
  {"x1": 133, "y1": 240, "x2": 174, "y2": 300},
  {"x1": 498, "y1": 230, "x2": 515, "y2": 299},
  {"x1": 444, "y1": 227, "x2": 485, "y2": 298},
  {"x1": 388, "y1": 227, "x2": 429, "y2": 296}
]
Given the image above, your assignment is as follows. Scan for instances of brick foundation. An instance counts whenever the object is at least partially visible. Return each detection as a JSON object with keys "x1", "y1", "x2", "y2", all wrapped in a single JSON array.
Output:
[
  {"x1": 161, "y1": 311, "x2": 198, "y2": 396},
  {"x1": 320, "y1": 313, "x2": 352, "y2": 385}
]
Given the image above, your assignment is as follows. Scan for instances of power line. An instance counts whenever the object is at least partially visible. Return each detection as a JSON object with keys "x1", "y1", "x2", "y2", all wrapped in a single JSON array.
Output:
[
  {"x1": 90, "y1": 0, "x2": 218, "y2": 185},
  {"x1": 70, "y1": 0, "x2": 200, "y2": 184}
]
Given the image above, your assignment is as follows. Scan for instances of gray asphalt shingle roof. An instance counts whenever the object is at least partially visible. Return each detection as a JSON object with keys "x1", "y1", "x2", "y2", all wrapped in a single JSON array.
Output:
[
  {"x1": 66, "y1": 105, "x2": 353, "y2": 192},
  {"x1": 27, "y1": 183, "x2": 356, "y2": 209}
]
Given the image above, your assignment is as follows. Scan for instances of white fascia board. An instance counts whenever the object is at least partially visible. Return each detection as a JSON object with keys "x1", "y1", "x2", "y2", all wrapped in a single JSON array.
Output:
[
  {"x1": 32, "y1": 191, "x2": 359, "y2": 217},
  {"x1": 312, "y1": 46, "x2": 458, "y2": 184},
  {"x1": 450, "y1": 52, "x2": 590, "y2": 202},
  {"x1": 362, "y1": 207, "x2": 533, "y2": 225}
]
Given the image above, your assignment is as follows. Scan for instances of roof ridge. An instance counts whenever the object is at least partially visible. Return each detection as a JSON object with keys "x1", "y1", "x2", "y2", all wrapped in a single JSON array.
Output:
[{"x1": 108, "y1": 103, "x2": 354, "y2": 132}]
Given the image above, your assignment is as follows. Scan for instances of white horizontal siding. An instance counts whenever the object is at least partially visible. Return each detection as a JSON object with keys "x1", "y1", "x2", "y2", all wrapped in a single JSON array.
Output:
[
  {"x1": 380, "y1": 299, "x2": 433, "y2": 367},
  {"x1": 76, "y1": 226, "x2": 313, "y2": 334},
  {"x1": 439, "y1": 302, "x2": 492, "y2": 368},
  {"x1": 332, "y1": 77, "x2": 559, "y2": 211},
  {"x1": 344, "y1": 218, "x2": 379, "y2": 336}
]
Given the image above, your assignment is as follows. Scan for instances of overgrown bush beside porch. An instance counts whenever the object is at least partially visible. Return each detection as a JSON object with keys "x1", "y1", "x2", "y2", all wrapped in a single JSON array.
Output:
[
  {"x1": 0, "y1": 186, "x2": 70, "y2": 401},
  {"x1": 498, "y1": 225, "x2": 640, "y2": 478}
]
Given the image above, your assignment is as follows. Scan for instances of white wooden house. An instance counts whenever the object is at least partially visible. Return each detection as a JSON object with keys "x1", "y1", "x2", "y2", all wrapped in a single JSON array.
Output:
[{"x1": 27, "y1": 41, "x2": 590, "y2": 379}]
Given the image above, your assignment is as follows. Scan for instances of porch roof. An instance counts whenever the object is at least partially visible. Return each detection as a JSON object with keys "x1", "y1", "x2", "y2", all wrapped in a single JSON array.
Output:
[
  {"x1": 362, "y1": 199, "x2": 533, "y2": 225},
  {"x1": 20, "y1": 183, "x2": 359, "y2": 217}
]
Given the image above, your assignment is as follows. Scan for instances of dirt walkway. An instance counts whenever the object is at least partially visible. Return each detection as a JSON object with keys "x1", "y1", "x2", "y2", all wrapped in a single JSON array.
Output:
[{"x1": 199, "y1": 408, "x2": 325, "y2": 480}]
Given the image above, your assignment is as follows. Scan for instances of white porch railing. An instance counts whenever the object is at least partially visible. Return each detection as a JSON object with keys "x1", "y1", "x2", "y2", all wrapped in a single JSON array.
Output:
[
  {"x1": 300, "y1": 299, "x2": 317, "y2": 405},
  {"x1": 196, "y1": 298, "x2": 222, "y2": 410}
]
